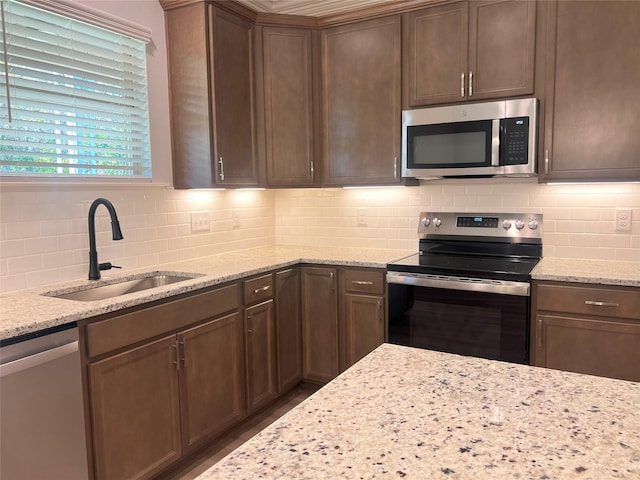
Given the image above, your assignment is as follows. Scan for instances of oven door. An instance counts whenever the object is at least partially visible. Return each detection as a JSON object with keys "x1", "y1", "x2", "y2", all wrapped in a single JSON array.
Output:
[{"x1": 387, "y1": 273, "x2": 530, "y2": 364}]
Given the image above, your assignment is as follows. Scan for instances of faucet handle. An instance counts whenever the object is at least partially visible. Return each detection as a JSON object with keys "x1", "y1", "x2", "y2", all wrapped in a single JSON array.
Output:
[{"x1": 99, "y1": 262, "x2": 122, "y2": 271}]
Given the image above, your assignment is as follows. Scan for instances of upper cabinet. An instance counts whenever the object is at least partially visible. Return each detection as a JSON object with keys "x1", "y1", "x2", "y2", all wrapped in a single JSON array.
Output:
[
  {"x1": 165, "y1": 2, "x2": 259, "y2": 188},
  {"x1": 541, "y1": 0, "x2": 640, "y2": 182},
  {"x1": 403, "y1": 0, "x2": 536, "y2": 107},
  {"x1": 321, "y1": 16, "x2": 403, "y2": 186},
  {"x1": 258, "y1": 26, "x2": 319, "y2": 187}
]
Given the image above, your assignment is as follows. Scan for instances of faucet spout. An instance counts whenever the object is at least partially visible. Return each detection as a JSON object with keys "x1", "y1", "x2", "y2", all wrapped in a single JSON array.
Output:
[{"x1": 88, "y1": 198, "x2": 123, "y2": 280}]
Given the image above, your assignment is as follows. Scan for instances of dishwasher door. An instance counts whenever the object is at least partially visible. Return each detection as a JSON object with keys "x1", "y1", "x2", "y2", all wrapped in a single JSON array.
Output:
[{"x1": 1, "y1": 326, "x2": 89, "y2": 480}]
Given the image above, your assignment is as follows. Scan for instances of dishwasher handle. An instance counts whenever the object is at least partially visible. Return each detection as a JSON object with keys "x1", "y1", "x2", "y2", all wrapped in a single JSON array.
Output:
[{"x1": 0, "y1": 340, "x2": 79, "y2": 378}]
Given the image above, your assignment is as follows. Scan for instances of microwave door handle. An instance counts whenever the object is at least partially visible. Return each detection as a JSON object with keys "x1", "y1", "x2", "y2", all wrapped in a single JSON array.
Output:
[{"x1": 491, "y1": 119, "x2": 500, "y2": 166}]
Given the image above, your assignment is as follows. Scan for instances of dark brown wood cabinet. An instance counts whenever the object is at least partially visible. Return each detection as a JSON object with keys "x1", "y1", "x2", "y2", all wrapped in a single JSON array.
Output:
[
  {"x1": 531, "y1": 281, "x2": 640, "y2": 382},
  {"x1": 301, "y1": 266, "x2": 339, "y2": 382},
  {"x1": 340, "y1": 269, "x2": 385, "y2": 370},
  {"x1": 541, "y1": 0, "x2": 640, "y2": 182},
  {"x1": 403, "y1": 0, "x2": 536, "y2": 107},
  {"x1": 164, "y1": 2, "x2": 259, "y2": 188},
  {"x1": 244, "y1": 300, "x2": 277, "y2": 412},
  {"x1": 259, "y1": 26, "x2": 319, "y2": 187},
  {"x1": 320, "y1": 16, "x2": 403, "y2": 186},
  {"x1": 274, "y1": 268, "x2": 303, "y2": 392}
]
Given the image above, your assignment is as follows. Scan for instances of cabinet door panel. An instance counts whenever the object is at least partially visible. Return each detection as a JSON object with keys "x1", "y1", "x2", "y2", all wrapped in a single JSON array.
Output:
[
  {"x1": 275, "y1": 268, "x2": 303, "y2": 392},
  {"x1": 343, "y1": 294, "x2": 384, "y2": 368},
  {"x1": 404, "y1": 2, "x2": 468, "y2": 106},
  {"x1": 89, "y1": 336, "x2": 181, "y2": 480},
  {"x1": 263, "y1": 27, "x2": 316, "y2": 187},
  {"x1": 179, "y1": 312, "x2": 245, "y2": 452},
  {"x1": 245, "y1": 300, "x2": 277, "y2": 413},
  {"x1": 210, "y1": 6, "x2": 259, "y2": 186},
  {"x1": 543, "y1": 0, "x2": 640, "y2": 181},
  {"x1": 321, "y1": 16, "x2": 402, "y2": 186},
  {"x1": 469, "y1": 0, "x2": 535, "y2": 100},
  {"x1": 301, "y1": 267, "x2": 338, "y2": 382},
  {"x1": 537, "y1": 315, "x2": 640, "y2": 382}
]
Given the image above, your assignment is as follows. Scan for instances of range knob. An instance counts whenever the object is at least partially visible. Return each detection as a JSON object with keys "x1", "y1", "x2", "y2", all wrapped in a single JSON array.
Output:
[
  {"x1": 528, "y1": 219, "x2": 539, "y2": 230},
  {"x1": 421, "y1": 217, "x2": 430, "y2": 227},
  {"x1": 433, "y1": 217, "x2": 442, "y2": 228},
  {"x1": 502, "y1": 220, "x2": 512, "y2": 230},
  {"x1": 514, "y1": 219, "x2": 525, "y2": 230}
]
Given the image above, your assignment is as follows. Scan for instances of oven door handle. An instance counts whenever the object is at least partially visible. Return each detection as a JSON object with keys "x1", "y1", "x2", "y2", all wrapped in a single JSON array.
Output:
[{"x1": 386, "y1": 272, "x2": 530, "y2": 297}]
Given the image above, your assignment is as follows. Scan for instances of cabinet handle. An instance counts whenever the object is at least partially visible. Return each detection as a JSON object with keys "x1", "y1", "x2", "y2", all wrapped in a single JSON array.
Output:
[
  {"x1": 352, "y1": 280, "x2": 374, "y2": 286},
  {"x1": 247, "y1": 313, "x2": 253, "y2": 333},
  {"x1": 468, "y1": 71, "x2": 473, "y2": 97},
  {"x1": 460, "y1": 72, "x2": 465, "y2": 97},
  {"x1": 537, "y1": 317, "x2": 543, "y2": 349},
  {"x1": 544, "y1": 150, "x2": 549, "y2": 175},
  {"x1": 310, "y1": 160, "x2": 314, "y2": 181},
  {"x1": 377, "y1": 300, "x2": 383, "y2": 324},
  {"x1": 171, "y1": 342, "x2": 179, "y2": 371},
  {"x1": 179, "y1": 339, "x2": 186, "y2": 368},
  {"x1": 330, "y1": 272, "x2": 336, "y2": 293},
  {"x1": 585, "y1": 300, "x2": 620, "y2": 308},
  {"x1": 218, "y1": 156, "x2": 225, "y2": 181},
  {"x1": 393, "y1": 157, "x2": 398, "y2": 179},
  {"x1": 253, "y1": 285, "x2": 270, "y2": 294}
]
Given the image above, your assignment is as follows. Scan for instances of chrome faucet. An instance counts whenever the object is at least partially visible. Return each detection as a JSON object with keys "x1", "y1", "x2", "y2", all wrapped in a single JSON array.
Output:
[{"x1": 88, "y1": 198, "x2": 123, "y2": 280}]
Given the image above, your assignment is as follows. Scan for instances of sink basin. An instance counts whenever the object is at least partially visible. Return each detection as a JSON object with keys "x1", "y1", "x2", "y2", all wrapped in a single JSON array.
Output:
[{"x1": 45, "y1": 273, "x2": 199, "y2": 302}]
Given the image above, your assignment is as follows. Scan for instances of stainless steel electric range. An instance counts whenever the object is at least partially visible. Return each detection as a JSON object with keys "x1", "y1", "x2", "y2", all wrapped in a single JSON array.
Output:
[{"x1": 387, "y1": 212, "x2": 543, "y2": 364}]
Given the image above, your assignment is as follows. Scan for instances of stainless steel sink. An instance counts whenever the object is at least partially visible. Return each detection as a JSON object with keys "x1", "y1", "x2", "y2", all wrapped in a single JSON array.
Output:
[{"x1": 45, "y1": 273, "x2": 199, "y2": 302}]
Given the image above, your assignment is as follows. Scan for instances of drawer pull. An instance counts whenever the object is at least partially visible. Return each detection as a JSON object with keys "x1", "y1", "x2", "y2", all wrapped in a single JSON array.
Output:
[
  {"x1": 585, "y1": 300, "x2": 619, "y2": 308},
  {"x1": 352, "y1": 280, "x2": 374, "y2": 286},
  {"x1": 253, "y1": 285, "x2": 270, "y2": 294}
]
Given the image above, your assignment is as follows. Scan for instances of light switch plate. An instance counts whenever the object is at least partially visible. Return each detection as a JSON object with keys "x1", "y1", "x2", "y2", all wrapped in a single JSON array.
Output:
[
  {"x1": 190, "y1": 211, "x2": 210, "y2": 233},
  {"x1": 615, "y1": 208, "x2": 632, "y2": 232}
]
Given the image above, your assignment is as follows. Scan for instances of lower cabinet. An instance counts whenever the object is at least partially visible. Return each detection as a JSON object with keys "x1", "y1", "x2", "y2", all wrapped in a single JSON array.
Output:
[
  {"x1": 301, "y1": 266, "x2": 339, "y2": 383},
  {"x1": 88, "y1": 312, "x2": 245, "y2": 480},
  {"x1": 531, "y1": 281, "x2": 640, "y2": 382},
  {"x1": 244, "y1": 300, "x2": 277, "y2": 413},
  {"x1": 275, "y1": 268, "x2": 303, "y2": 392}
]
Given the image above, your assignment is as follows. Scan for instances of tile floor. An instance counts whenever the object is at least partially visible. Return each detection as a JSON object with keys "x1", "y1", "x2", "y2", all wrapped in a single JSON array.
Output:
[{"x1": 161, "y1": 383, "x2": 320, "y2": 480}]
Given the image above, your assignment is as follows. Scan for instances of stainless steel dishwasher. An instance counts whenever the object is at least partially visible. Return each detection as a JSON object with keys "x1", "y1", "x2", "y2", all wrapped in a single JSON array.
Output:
[{"x1": 1, "y1": 325, "x2": 89, "y2": 480}]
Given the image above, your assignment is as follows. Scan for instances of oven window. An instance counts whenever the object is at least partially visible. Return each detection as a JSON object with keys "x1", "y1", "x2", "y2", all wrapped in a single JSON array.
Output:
[
  {"x1": 407, "y1": 120, "x2": 493, "y2": 169},
  {"x1": 388, "y1": 284, "x2": 529, "y2": 364}
]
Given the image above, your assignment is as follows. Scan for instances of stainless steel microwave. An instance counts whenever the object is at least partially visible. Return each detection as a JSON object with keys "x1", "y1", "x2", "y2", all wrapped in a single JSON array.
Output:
[{"x1": 402, "y1": 98, "x2": 538, "y2": 179}]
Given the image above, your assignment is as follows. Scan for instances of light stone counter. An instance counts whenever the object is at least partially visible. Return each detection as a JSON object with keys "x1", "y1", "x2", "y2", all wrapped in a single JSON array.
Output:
[
  {"x1": 0, "y1": 245, "x2": 412, "y2": 341},
  {"x1": 200, "y1": 343, "x2": 640, "y2": 480},
  {"x1": 532, "y1": 257, "x2": 640, "y2": 287}
]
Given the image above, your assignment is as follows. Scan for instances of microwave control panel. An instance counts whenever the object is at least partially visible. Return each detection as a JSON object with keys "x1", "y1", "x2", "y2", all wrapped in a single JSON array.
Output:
[{"x1": 501, "y1": 117, "x2": 529, "y2": 165}]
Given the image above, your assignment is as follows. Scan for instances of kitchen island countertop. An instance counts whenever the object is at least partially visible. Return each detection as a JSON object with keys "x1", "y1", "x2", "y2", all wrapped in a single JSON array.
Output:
[{"x1": 200, "y1": 343, "x2": 640, "y2": 480}]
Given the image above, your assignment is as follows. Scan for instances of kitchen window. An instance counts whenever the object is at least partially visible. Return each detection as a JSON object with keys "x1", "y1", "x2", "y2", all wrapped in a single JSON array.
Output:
[{"x1": 0, "y1": 0, "x2": 152, "y2": 179}]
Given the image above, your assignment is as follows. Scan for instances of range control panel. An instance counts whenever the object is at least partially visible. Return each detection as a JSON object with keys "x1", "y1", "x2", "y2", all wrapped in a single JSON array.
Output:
[{"x1": 418, "y1": 212, "x2": 543, "y2": 241}]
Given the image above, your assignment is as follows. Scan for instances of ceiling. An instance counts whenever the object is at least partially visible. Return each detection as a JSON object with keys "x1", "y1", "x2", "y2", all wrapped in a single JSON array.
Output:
[{"x1": 235, "y1": 0, "x2": 390, "y2": 17}]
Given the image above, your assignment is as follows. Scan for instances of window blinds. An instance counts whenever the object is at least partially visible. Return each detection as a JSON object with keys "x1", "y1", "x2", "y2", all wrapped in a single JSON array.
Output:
[{"x1": 0, "y1": 0, "x2": 152, "y2": 178}]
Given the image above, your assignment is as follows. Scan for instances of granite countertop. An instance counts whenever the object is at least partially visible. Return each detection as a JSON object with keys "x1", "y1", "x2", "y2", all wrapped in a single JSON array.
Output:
[
  {"x1": 200, "y1": 343, "x2": 640, "y2": 480},
  {"x1": 0, "y1": 245, "x2": 412, "y2": 341},
  {"x1": 532, "y1": 258, "x2": 640, "y2": 287}
]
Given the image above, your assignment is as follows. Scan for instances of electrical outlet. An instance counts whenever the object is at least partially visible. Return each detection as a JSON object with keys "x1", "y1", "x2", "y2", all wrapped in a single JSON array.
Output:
[
  {"x1": 190, "y1": 211, "x2": 210, "y2": 233},
  {"x1": 357, "y1": 208, "x2": 367, "y2": 227},
  {"x1": 615, "y1": 208, "x2": 632, "y2": 232},
  {"x1": 232, "y1": 209, "x2": 240, "y2": 228}
]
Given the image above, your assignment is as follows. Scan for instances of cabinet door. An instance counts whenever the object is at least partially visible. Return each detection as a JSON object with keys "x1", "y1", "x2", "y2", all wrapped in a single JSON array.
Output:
[
  {"x1": 178, "y1": 312, "x2": 245, "y2": 453},
  {"x1": 245, "y1": 300, "x2": 278, "y2": 413},
  {"x1": 210, "y1": 6, "x2": 259, "y2": 186},
  {"x1": 535, "y1": 314, "x2": 640, "y2": 382},
  {"x1": 301, "y1": 267, "x2": 339, "y2": 382},
  {"x1": 89, "y1": 336, "x2": 182, "y2": 480},
  {"x1": 262, "y1": 27, "x2": 317, "y2": 187},
  {"x1": 275, "y1": 268, "x2": 302, "y2": 393},
  {"x1": 321, "y1": 16, "x2": 402, "y2": 186},
  {"x1": 404, "y1": 1, "x2": 468, "y2": 106},
  {"x1": 343, "y1": 294, "x2": 385, "y2": 369},
  {"x1": 542, "y1": 0, "x2": 640, "y2": 182},
  {"x1": 468, "y1": 0, "x2": 535, "y2": 100}
]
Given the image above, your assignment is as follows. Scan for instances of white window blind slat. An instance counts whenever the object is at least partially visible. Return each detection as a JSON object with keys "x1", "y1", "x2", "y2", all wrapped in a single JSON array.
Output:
[{"x1": 0, "y1": 0, "x2": 152, "y2": 179}]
